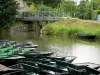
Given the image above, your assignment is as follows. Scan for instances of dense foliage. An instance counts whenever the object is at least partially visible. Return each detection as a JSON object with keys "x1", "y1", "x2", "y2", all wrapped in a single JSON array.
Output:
[
  {"x1": 24, "y1": 0, "x2": 61, "y2": 8},
  {"x1": 77, "y1": 0, "x2": 100, "y2": 19},
  {"x1": 26, "y1": 0, "x2": 100, "y2": 20},
  {"x1": 60, "y1": 0, "x2": 77, "y2": 17},
  {"x1": 1, "y1": 0, "x2": 100, "y2": 29},
  {"x1": 0, "y1": 0, "x2": 18, "y2": 29}
]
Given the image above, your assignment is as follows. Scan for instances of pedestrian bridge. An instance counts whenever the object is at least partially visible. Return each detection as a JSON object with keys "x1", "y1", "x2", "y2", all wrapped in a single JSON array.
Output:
[
  {"x1": 15, "y1": 11, "x2": 68, "y2": 31},
  {"x1": 16, "y1": 11, "x2": 68, "y2": 21}
]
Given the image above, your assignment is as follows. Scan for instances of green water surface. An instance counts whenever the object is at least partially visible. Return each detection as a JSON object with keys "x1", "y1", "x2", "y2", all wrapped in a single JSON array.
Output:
[{"x1": 0, "y1": 31, "x2": 100, "y2": 64}]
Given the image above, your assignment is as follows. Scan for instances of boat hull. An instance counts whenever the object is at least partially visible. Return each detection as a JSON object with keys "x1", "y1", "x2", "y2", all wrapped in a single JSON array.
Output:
[
  {"x1": 0, "y1": 64, "x2": 25, "y2": 75},
  {"x1": 0, "y1": 56, "x2": 25, "y2": 66},
  {"x1": 17, "y1": 52, "x2": 54, "y2": 57},
  {"x1": 76, "y1": 34, "x2": 96, "y2": 39}
]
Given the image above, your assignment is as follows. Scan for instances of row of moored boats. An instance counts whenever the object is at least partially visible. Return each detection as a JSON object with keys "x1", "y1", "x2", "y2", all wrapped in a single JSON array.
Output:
[{"x1": 0, "y1": 40, "x2": 100, "y2": 75}]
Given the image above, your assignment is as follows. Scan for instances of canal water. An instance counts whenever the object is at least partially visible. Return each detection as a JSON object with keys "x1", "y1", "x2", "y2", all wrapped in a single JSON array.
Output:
[{"x1": 1, "y1": 31, "x2": 100, "y2": 64}]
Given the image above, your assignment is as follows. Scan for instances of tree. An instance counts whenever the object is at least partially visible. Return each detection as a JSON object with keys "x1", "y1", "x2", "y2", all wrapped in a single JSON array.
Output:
[
  {"x1": 77, "y1": 0, "x2": 100, "y2": 19},
  {"x1": 92, "y1": 0, "x2": 100, "y2": 10},
  {"x1": 24, "y1": 0, "x2": 61, "y2": 8},
  {"x1": 0, "y1": 0, "x2": 18, "y2": 29},
  {"x1": 78, "y1": 0, "x2": 86, "y2": 19},
  {"x1": 29, "y1": 3, "x2": 37, "y2": 13},
  {"x1": 60, "y1": 0, "x2": 77, "y2": 17},
  {"x1": 84, "y1": 0, "x2": 91, "y2": 19}
]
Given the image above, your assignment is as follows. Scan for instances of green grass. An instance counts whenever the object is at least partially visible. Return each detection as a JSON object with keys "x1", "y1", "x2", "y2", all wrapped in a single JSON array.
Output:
[{"x1": 41, "y1": 18, "x2": 100, "y2": 36}]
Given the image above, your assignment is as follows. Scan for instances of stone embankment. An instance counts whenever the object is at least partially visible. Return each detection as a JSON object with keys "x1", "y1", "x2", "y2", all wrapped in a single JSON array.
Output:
[{"x1": 10, "y1": 25, "x2": 28, "y2": 32}]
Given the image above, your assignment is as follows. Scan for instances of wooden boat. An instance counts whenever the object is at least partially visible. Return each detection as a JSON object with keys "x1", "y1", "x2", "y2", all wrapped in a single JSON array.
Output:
[
  {"x1": 0, "y1": 40, "x2": 9, "y2": 43},
  {"x1": 0, "y1": 40, "x2": 37, "y2": 48},
  {"x1": 19, "y1": 47, "x2": 36, "y2": 52},
  {"x1": 0, "y1": 41, "x2": 17, "y2": 49},
  {"x1": 22, "y1": 45, "x2": 38, "y2": 48},
  {"x1": 0, "y1": 56, "x2": 25, "y2": 66},
  {"x1": 22, "y1": 63, "x2": 68, "y2": 75},
  {"x1": 17, "y1": 52, "x2": 54, "y2": 57},
  {"x1": 31, "y1": 56, "x2": 77, "y2": 63},
  {"x1": 17, "y1": 43, "x2": 38, "y2": 48},
  {"x1": 0, "y1": 64, "x2": 25, "y2": 75},
  {"x1": 75, "y1": 62, "x2": 100, "y2": 70},
  {"x1": 22, "y1": 62, "x2": 86, "y2": 75},
  {"x1": 63, "y1": 56, "x2": 77, "y2": 62},
  {"x1": 0, "y1": 40, "x2": 16, "y2": 45},
  {"x1": 54, "y1": 60, "x2": 100, "y2": 75},
  {"x1": 38, "y1": 63, "x2": 88, "y2": 75},
  {"x1": 9, "y1": 41, "x2": 17, "y2": 45},
  {"x1": 75, "y1": 33, "x2": 96, "y2": 39},
  {"x1": 20, "y1": 56, "x2": 76, "y2": 65}
]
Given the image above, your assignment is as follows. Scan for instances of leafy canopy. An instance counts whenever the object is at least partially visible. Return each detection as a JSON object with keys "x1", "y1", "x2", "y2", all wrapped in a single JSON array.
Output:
[
  {"x1": 24, "y1": 0, "x2": 61, "y2": 8},
  {"x1": 0, "y1": 0, "x2": 18, "y2": 29}
]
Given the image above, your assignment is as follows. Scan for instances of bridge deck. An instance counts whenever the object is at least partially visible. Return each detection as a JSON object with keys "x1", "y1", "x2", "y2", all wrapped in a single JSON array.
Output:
[{"x1": 16, "y1": 16, "x2": 60, "y2": 21}]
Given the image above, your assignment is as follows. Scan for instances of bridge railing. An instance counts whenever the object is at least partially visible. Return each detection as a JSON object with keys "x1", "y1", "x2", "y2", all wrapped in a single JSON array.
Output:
[
  {"x1": 16, "y1": 11, "x2": 68, "y2": 18},
  {"x1": 16, "y1": 11, "x2": 70, "y2": 21}
]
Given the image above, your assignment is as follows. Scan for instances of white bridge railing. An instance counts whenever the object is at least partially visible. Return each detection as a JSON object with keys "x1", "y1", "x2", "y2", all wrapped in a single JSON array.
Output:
[{"x1": 16, "y1": 11, "x2": 69, "y2": 21}]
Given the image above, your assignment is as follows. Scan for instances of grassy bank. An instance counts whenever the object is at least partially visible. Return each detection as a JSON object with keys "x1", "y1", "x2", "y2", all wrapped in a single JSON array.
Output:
[{"x1": 42, "y1": 18, "x2": 100, "y2": 36}]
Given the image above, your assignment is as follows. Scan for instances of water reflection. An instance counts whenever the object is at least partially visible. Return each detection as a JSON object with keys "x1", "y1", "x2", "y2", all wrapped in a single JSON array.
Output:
[
  {"x1": 0, "y1": 32, "x2": 100, "y2": 64},
  {"x1": 67, "y1": 44, "x2": 100, "y2": 64}
]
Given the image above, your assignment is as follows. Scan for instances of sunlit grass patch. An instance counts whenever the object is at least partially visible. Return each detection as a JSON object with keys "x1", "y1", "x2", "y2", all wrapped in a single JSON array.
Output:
[{"x1": 42, "y1": 18, "x2": 100, "y2": 36}]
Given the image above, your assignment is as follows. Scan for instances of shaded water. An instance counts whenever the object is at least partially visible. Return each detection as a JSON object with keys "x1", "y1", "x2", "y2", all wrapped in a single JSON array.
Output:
[{"x1": 1, "y1": 31, "x2": 100, "y2": 64}]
